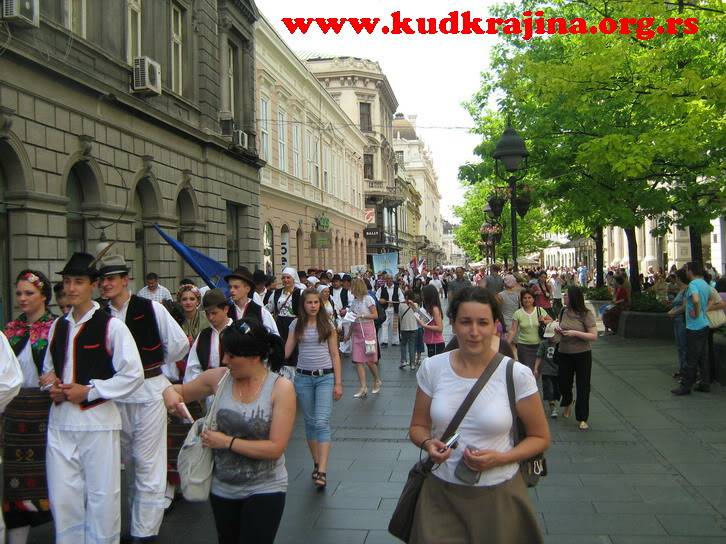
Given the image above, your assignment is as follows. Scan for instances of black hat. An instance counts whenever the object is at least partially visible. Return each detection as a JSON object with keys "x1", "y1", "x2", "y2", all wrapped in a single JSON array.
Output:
[
  {"x1": 224, "y1": 266, "x2": 255, "y2": 289},
  {"x1": 341, "y1": 274, "x2": 352, "y2": 282},
  {"x1": 97, "y1": 255, "x2": 131, "y2": 277},
  {"x1": 202, "y1": 288, "x2": 228, "y2": 310},
  {"x1": 58, "y1": 252, "x2": 99, "y2": 279},
  {"x1": 252, "y1": 269, "x2": 271, "y2": 285}
]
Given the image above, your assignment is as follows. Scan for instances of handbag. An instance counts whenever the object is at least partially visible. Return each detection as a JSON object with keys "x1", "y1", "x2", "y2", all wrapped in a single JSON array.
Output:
[
  {"x1": 388, "y1": 353, "x2": 505, "y2": 542},
  {"x1": 505, "y1": 359, "x2": 547, "y2": 487},
  {"x1": 177, "y1": 370, "x2": 231, "y2": 501},
  {"x1": 706, "y1": 288, "x2": 726, "y2": 329},
  {"x1": 536, "y1": 307, "x2": 547, "y2": 338},
  {"x1": 359, "y1": 321, "x2": 377, "y2": 355}
]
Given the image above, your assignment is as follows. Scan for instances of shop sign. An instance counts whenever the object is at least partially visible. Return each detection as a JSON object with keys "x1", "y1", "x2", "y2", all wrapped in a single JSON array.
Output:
[
  {"x1": 311, "y1": 231, "x2": 331, "y2": 249},
  {"x1": 314, "y1": 214, "x2": 331, "y2": 232},
  {"x1": 364, "y1": 227, "x2": 381, "y2": 238},
  {"x1": 364, "y1": 208, "x2": 376, "y2": 224}
]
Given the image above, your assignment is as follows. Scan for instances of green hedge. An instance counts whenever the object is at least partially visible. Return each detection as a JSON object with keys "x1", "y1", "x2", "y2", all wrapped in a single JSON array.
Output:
[
  {"x1": 629, "y1": 291, "x2": 670, "y2": 313},
  {"x1": 583, "y1": 286, "x2": 611, "y2": 300}
]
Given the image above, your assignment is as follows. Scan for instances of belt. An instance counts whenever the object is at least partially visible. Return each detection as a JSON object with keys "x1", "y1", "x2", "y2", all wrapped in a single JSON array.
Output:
[
  {"x1": 144, "y1": 365, "x2": 163, "y2": 379},
  {"x1": 296, "y1": 368, "x2": 334, "y2": 377}
]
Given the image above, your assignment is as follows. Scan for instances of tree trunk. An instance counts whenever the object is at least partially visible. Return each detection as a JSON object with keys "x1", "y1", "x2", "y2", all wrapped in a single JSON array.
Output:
[
  {"x1": 624, "y1": 226, "x2": 641, "y2": 293},
  {"x1": 594, "y1": 226, "x2": 604, "y2": 288},
  {"x1": 689, "y1": 228, "x2": 703, "y2": 265}
]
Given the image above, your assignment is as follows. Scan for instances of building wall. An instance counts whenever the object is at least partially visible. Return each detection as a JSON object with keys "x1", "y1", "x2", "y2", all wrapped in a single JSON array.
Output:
[
  {"x1": 254, "y1": 18, "x2": 368, "y2": 275},
  {"x1": 0, "y1": 0, "x2": 262, "y2": 324}
]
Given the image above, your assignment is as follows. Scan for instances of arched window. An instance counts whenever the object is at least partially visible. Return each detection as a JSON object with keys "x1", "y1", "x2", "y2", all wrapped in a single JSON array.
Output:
[
  {"x1": 296, "y1": 228, "x2": 304, "y2": 271},
  {"x1": 66, "y1": 164, "x2": 88, "y2": 255},
  {"x1": 280, "y1": 225, "x2": 290, "y2": 270},
  {"x1": 176, "y1": 188, "x2": 195, "y2": 284},
  {"x1": 133, "y1": 177, "x2": 159, "y2": 292},
  {"x1": 263, "y1": 222, "x2": 274, "y2": 275}
]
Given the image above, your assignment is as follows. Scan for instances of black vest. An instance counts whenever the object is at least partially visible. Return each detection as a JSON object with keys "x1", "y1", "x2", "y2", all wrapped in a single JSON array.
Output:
[
  {"x1": 124, "y1": 295, "x2": 163, "y2": 378},
  {"x1": 49, "y1": 310, "x2": 115, "y2": 409},
  {"x1": 380, "y1": 284, "x2": 400, "y2": 313},
  {"x1": 339, "y1": 288, "x2": 349, "y2": 309},
  {"x1": 272, "y1": 288, "x2": 301, "y2": 317},
  {"x1": 194, "y1": 327, "x2": 223, "y2": 371},
  {"x1": 230, "y1": 299, "x2": 263, "y2": 325},
  {"x1": 263, "y1": 290, "x2": 274, "y2": 306}
]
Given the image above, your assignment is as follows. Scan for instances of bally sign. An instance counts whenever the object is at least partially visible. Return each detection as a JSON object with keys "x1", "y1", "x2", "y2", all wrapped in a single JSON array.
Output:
[{"x1": 364, "y1": 227, "x2": 381, "y2": 238}]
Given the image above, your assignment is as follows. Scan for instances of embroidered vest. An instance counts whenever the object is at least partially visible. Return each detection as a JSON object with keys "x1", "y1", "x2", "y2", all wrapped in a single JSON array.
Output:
[{"x1": 125, "y1": 295, "x2": 163, "y2": 379}]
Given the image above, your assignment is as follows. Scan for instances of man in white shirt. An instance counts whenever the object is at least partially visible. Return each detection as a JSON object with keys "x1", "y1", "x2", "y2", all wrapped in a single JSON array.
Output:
[
  {"x1": 136, "y1": 273, "x2": 173, "y2": 302},
  {"x1": 330, "y1": 274, "x2": 351, "y2": 354},
  {"x1": 377, "y1": 275, "x2": 403, "y2": 346},
  {"x1": 97, "y1": 255, "x2": 189, "y2": 542},
  {"x1": 429, "y1": 272, "x2": 444, "y2": 300},
  {"x1": 549, "y1": 272, "x2": 563, "y2": 317},
  {"x1": 183, "y1": 289, "x2": 233, "y2": 383},
  {"x1": 225, "y1": 266, "x2": 279, "y2": 335},
  {"x1": 40, "y1": 252, "x2": 144, "y2": 544}
]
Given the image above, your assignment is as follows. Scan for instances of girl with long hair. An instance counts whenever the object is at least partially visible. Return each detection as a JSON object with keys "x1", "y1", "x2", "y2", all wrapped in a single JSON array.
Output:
[
  {"x1": 284, "y1": 289, "x2": 342, "y2": 489},
  {"x1": 417, "y1": 284, "x2": 445, "y2": 357}
]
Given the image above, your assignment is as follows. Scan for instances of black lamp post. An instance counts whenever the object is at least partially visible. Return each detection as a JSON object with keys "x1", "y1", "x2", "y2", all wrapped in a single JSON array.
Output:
[{"x1": 491, "y1": 125, "x2": 529, "y2": 271}]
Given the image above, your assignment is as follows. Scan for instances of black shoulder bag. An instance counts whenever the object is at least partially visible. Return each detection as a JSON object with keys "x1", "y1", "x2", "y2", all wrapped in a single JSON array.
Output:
[
  {"x1": 506, "y1": 359, "x2": 548, "y2": 487},
  {"x1": 388, "y1": 353, "x2": 505, "y2": 543}
]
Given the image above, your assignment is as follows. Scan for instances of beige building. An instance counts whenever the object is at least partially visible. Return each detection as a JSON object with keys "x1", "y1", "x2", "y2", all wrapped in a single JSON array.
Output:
[
  {"x1": 302, "y1": 55, "x2": 404, "y2": 267},
  {"x1": 393, "y1": 114, "x2": 445, "y2": 266},
  {"x1": 442, "y1": 221, "x2": 466, "y2": 267},
  {"x1": 394, "y1": 159, "x2": 422, "y2": 265},
  {"x1": 254, "y1": 21, "x2": 368, "y2": 275}
]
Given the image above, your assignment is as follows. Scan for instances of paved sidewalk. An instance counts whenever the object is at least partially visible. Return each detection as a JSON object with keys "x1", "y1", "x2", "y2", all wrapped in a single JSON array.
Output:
[{"x1": 29, "y1": 333, "x2": 726, "y2": 542}]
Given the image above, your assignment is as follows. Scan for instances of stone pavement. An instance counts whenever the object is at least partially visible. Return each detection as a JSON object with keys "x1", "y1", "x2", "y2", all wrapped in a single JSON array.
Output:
[{"x1": 29, "y1": 330, "x2": 726, "y2": 543}]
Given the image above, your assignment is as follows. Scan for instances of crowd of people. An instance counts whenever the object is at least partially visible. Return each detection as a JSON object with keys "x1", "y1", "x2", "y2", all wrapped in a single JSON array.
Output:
[{"x1": 0, "y1": 250, "x2": 723, "y2": 543}]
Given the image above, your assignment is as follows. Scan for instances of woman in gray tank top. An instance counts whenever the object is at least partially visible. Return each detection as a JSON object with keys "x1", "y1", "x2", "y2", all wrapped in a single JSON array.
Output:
[{"x1": 163, "y1": 319, "x2": 296, "y2": 544}]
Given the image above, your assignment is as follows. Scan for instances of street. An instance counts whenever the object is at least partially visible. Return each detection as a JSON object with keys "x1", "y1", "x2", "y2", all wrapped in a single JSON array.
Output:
[{"x1": 26, "y1": 322, "x2": 726, "y2": 543}]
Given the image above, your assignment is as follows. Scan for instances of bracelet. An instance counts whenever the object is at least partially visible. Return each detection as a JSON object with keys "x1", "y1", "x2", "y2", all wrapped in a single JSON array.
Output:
[
  {"x1": 229, "y1": 437, "x2": 237, "y2": 451},
  {"x1": 179, "y1": 384, "x2": 185, "y2": 402},
  {"x1": 420, "y1": 438, "x2": 433, "y2": 451}
]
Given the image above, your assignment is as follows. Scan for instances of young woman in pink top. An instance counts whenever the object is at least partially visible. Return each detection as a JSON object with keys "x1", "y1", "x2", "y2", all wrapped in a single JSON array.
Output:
[{"x1": 417, "y1": 284, "x2": 445, "y2": 357}]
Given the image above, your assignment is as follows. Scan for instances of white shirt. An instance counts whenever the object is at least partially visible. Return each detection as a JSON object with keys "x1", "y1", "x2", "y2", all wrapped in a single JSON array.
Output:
[
  {"x1": 253, "y1": 290, "x2": 266, "y2": 306},
  {"x1": 265, "y1": 289, "x2": 301, "y2": 319},
  {"x1": 234, "y1": 299, "x2": 280, "y2": 336},
  {"x1": 417, "y1": 352, "x2": 538, "y2": 486},
  {"x1": 376, "y1": 284, "x2": 403, "y2": 312},
  {"x1": 183, "y1": 318, "x2": 233, "y2": 383},
  {"x1": 0, "y1": 332, "x2": 23, "y2": 414},
  {"x1": 429, "y1": 278, "x2": 443, "y2": 293},
  {"x1": 331, "y1": 288, "x2": 347, "y2": 312},
  {"x1": 550, "y1": 277, "x2": 562, "y2": 299},
  {"x1": 136, "y1": 284, "x2": 173, "y2": 302},
  {"x1": 107, "y1": 296, "x2": 190, "y2": 403},
  {"x1": 41, "y1": 302, "x2": 144, "y2": 431},
  {"x1": 16, "y1": 341, "x2": 40, "y2": 388}
]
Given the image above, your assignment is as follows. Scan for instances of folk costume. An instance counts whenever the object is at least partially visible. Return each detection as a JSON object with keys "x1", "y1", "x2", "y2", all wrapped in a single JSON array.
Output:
[
  {"x1": 0, "y1": 332, "x2": 24, "y2": 540},
  {"x1": 331, "y1": 282, "x2": 351, "y2": 354},
  {"x1": 266, "y1": 267, "x2": 303, "y2": 370},
  {"x1": 97, "y1": 255, "x2": 189, "y2": 541},
  {"x1": 225, "y1": 267, "x2": 279, "y2": 335},
  {"x1": 3, "y1": 305, "x2": 56, "y2": 534},
  {"x1": 43, "y1": 251, "x2": 144, "y2": 544},
  {"x1": 376, "y1": 282, "x2": 403, "y2": 346}
]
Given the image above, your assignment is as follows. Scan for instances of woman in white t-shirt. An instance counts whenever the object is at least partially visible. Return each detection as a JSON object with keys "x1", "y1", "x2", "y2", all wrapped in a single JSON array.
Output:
[{"x1": 408, "y1": 286, "x2": 549, "y2": 543}]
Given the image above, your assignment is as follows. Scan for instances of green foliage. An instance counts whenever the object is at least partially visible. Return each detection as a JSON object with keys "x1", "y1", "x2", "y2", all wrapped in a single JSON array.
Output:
[
  {"x1": 583, "y1": 286, "x2": 612, "y2": 301},
  {"x1": 629, "y1": 291, "x2": 670, "y2": 313}
]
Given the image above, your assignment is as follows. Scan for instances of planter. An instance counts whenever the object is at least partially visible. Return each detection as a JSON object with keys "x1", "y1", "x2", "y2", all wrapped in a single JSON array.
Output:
[
  {"x1": 715, "y1": 333, "x2": 726, "y2": 387},
  {"x1": 587, "y1": 299, "x2": 611, "y2": 318},
  {"x1": 617, "y1": 311, "x2": 674, "y2": 341},
  {"x1": 514, "y1": 194, "x2": 531, "y2": 217}
]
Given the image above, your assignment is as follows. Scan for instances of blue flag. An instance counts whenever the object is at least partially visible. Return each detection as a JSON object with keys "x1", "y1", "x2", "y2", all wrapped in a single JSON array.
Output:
[{"x1": 153, "y1": 224, "x2": 232, "y2": 294}]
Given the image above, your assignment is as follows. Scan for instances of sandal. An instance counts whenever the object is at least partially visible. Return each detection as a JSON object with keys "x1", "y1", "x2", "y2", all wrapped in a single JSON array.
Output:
[
  {"x1": 312, "y1": 463, "x2": 319, "y2": 480},
  {"x1": 314, "y1": 472, "x2": 327, "y2": 489}
]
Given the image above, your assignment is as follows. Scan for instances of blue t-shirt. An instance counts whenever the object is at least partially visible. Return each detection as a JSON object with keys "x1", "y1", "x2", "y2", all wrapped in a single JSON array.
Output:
[{"x1": 685, "y1": 278, "x2": 711, "y2": 331}]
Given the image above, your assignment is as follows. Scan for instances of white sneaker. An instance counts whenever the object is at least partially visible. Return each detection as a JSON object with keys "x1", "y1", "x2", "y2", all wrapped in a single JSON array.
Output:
[{"x1": 550, "y1": 406, "x2": 558, "y2": 418}]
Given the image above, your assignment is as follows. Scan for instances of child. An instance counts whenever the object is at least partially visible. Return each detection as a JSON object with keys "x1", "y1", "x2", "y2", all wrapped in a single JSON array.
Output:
[
  {"x1": 534, "y1": 322, "x2": 560, "y2": 418},
  {"x1": 398, "y1": 290, "x2": 419, "y2": 369}
]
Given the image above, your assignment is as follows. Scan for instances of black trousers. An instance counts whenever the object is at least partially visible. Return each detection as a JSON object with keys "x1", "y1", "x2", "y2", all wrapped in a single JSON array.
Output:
[
  {"x1": 210, "y1": 492, "x2": 286, "y2": 544},
  {"x1": 557, "y1": 350, "x2": 592, "y2": 422},
  {"x1": 683, "y1": 326, "x2": 710, "y2": 388},
  {"x1": 426, "y1": 342, "x2": 445, "y2": 357}
]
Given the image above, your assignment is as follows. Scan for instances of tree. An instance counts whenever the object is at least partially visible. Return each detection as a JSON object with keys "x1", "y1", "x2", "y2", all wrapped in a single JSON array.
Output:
[{"x1": 461, "y1": 0, "x2": 725, "y2": 289}]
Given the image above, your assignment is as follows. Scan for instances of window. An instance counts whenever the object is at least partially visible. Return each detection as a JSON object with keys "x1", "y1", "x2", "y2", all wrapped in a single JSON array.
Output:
[
  {"x1": 64, "y1": 0, "x2": 86, "y2": 37},
  {"x1": 323, "y1": 145, "x2": 329, "y2": 193},
  {"x1": 292, "y1": 122, "x2": 301, "y2": 178},
  {"x1": 225, "y1": 42, "x2": 236, "y2": 113},
  {"x1": 260, "y1": 97, "x2": 270, "y2": 161},
  {"x1": 278, "y1": 108, "x2": 287, "y2": 172},
  {"x1": 227, "y1": 203, "x2": 240, "y2": 267},
  {"x1": 263, "y1": 223, "x2": 274, "y2": 275},
  {"x1": 312, "y1": 136, "x2": 320, "y2": 187},
  {"x1": 305, "y1": 130, "x2": 313, "y2": 182},
  {"x1": 171, "y1": 3, "x2": 184, "y2": 95},
  {"x1": 359, "y1": 102, "x2": 372, "y2": 132},
  {"x1": 395, "y1": 150, "x2": 404, "y2": 164},
  {"x1": 364, "y1": 154, "x2": 374, "y2": 180},
  {"x1": 127, "y1": 0, "x2": 142, "y2": 64}
]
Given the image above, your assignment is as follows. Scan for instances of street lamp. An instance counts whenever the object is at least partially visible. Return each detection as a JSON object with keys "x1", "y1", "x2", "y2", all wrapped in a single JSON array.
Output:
[{"x1": 491, "y1": 124, "x2": 529, "y2": 270}]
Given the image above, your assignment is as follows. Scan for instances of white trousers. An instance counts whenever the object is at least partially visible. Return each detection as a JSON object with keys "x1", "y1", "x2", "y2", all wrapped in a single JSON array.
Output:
[
  {"x1": 46, "y1": 428, "x2": 121, "y2": 544},
  {"x1": 119, "y1": 399, "x2": 167, "y2": 538},
  {"x1": 379, "y1": 308, "x2": 399, "y2": 345},
  {"x1": 340, "y1": 322, "x2": 352, "y2": 354}
]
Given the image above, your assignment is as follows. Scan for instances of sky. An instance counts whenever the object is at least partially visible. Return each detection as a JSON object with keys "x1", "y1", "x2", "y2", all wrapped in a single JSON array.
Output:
[{"x1": 255, "y1": 0, "x2": 503, "y2": 222}]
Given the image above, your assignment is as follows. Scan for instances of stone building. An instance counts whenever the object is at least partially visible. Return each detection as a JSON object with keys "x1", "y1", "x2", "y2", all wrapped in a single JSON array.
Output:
[
  {"x1": 0, "y1": 0, "x2": 263, "y2": 325},
  {"x1": 394, "y1": 159, "x2": 422, "y2": 266},
  {"x1": 301, "y1": 55, "x2": 404, "y2": 268},
  {"x1": 254, "y1": 19, "x2": 368, "y2": 275},
  {"x1": 392, "y1": 113, "x2": 445, "y2": 266},
  {"x1": 442, "y1": 221, "x2": 466, "y2": 267}
]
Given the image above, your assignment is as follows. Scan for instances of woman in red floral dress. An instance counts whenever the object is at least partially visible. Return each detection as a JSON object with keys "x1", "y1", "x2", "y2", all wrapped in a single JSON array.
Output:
[{"x1": 3, "y1": 270, "x2": 56, "y2": 544}]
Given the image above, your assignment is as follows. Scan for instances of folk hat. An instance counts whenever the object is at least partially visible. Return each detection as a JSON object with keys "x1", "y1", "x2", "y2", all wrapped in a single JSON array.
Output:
[
  {"x1": 202, "y1": 288, "x2": 228, "y2": 310},
  {"x1": 224, "y1": 266, "x2": 255, "y2": 289},
  {"x1": 252, "y1": 269, "x2": 271, "y2": 285},
  {"x1": 97, "y1": 254, "x2": 131, "y2": 277},
  {"x1": 58, "y1": 252, "x2": 99, "y2": 279}
]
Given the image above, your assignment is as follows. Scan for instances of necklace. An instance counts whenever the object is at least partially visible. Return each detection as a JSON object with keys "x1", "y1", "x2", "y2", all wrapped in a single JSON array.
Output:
[{"x1": 233, "y1": 369, "x2": 268, "y2": 403}]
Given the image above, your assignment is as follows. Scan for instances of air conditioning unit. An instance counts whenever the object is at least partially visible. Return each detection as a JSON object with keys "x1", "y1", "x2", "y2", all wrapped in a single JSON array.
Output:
[
  {"x1": 232, "y1": 130, "x2": 248, "y2": 149},
  {"x1": 2, "y1": 0, "x2": 40, "y2": 27},
  {"x1": 132, "y1": 56, "x2": 162, "y2": 96}
]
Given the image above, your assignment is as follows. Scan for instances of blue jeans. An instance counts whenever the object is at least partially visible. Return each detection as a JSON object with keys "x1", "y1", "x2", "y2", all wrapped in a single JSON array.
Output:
[
  {"x1": 294, "y1": 373, "x2": 334, "y2": 443},
  {"x1": 673, "y1": 317, "x2": 687, "y2": 373},
  {"x1": 399, "y1": 330, "x2": 417, "y2": 365}
]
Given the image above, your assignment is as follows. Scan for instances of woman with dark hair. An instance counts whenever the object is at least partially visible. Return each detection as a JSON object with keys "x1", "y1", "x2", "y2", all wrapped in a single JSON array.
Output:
[
  {"x1": 667, "y1": 269, "x2": 690, "y2": 379},
  {"x1": 163, "y1": 319, "x2": 296, "y2": 544},
  {"x1": 3, "y1": 270, "x2": 56, "y2": 543},
  {"x1": 602, "y1": 275, "x2": 630, "y2": 334},
  {"x1": 557, "y1": 286, "x2": 598, "y2": 430},
  {"x1": 285, "y1": 289, "x2": 342, "y2": 489},
  {"x1": 507, "y1": 288, "x2": 551, "y2": 371},
  {"x1": 408, "y1": 286, "x2": 548, "y2": 542},
  {"x1": 416, "y1": 284, "x2": 445, "y2": 357}
]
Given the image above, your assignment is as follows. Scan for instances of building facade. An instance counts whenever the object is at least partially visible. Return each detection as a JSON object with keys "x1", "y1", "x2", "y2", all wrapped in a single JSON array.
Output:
[
  {"x1": 394, "y1": 159, "x2": 422, "y2": 266},
  {"x1": 0, "y1": 0, "x2": 263, "y2": 325},
  {"x1": 392, "y1": 113, "x2": 445, "y2": 266},
  {"x1": 442, "y1": 221, "x2": 466, "y2": 267},
  {"x1": 254, "y1": 20, "x2": 367, "y2": 275},
  {"x1": 302, "y1": 55, "x2": 403, "y2": 268}
]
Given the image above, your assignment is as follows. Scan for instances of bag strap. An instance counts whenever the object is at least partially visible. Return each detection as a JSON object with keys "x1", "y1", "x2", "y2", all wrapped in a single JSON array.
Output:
[
  {"x1": 440, "y1": 352, "x2": 505, "y2": 443},
  {"x1": 203, "y1": 369, "x2": 231, "y2": 432},
  {"x1": 505, "y1": 359, "x2": 523, "y2": 446}
]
